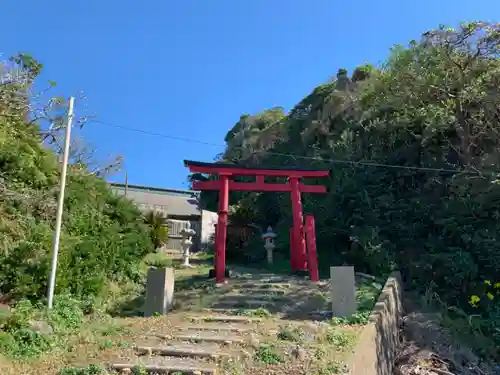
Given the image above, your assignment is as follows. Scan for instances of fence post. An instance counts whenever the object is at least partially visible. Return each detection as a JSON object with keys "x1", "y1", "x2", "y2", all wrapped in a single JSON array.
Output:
[{"x1": 305, "y1": 215, "x2": 319, "y2": 282}]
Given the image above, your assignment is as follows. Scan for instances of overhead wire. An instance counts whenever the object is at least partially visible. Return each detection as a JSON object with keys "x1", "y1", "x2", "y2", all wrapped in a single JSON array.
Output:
[
  {"x1": 90, "y1": 119, "x2": 489, "y2": 175},
  {"x1": 91, "y1": 119, "x2": 225, "y2": 147}
]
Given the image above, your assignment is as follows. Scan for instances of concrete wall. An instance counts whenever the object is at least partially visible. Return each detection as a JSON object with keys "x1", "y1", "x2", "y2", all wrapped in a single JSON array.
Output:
[
  {"x1": 200, "y1": 210, "x2": 218, "y2": 249},
  {"x1": 346, "y1": 271, "x2": 404, "y2": 375}
]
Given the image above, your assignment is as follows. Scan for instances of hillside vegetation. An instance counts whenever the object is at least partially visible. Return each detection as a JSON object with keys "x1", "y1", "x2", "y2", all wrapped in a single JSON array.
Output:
[
  {"x1": 196, "y1": 22, "x2": 500, "y2": 358},
  {"x1": 0, "y1": 55, "x2": 154, "y2": 304}
]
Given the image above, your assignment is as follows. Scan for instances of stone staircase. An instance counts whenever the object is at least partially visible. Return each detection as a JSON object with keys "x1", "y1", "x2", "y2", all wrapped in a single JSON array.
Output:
[
  {"x1": 110, "y1": 314, "x2": 261, "y2": 374},
  {"x1": 106, "y1": 273, "x2": 331, "y2": 374}
]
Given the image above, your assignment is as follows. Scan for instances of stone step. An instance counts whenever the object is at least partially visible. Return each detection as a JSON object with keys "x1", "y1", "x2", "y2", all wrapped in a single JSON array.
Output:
[
  {"x1": 191, "y1": 314, "x2": 263, "y2": 323},
  {"x1": 210, "y1": 299, "x2": 274, "y2": 309},
  {"x1": 166, "y1": 331, "x2": 245, "y2": 344},
  {"x1": 235, "y1": 276, "x2": 291, "y2": 283},
  {"x1": 135, "y1": 343, "x2": 229, "y2": 359},
  {"x1": 223, "y1": 292, "x2": 290, "y2": 300},
  {"x1": 175, "y1": 323, "x2": 252, "y2": 333},
  {"x1": 111, "y1": 357, "x2": 217, "y2": 374},
  {"x1": 234, "y1": 282, "x2": 292, "y2": 289},
  {"x1": 216, "y1": 293, "x2": 282, "y2": 301},
  {"x1": 202, "y1": 308, "x2": 274, "y2": 316},
  {"x1": 235, "y1": 287, "x2": 288, "y2": 295}
]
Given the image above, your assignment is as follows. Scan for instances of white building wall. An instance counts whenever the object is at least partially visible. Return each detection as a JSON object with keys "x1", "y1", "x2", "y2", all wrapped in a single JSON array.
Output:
[{"x1": 200, "y1": 210, "x2": 218, "y2": 249}]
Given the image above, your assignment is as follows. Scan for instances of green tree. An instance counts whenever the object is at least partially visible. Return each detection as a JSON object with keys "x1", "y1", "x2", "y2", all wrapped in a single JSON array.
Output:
[
  {"x1": 0, "y1": 55, "x2": 155, "y2": 302},
  {"x1": 143, "y1": 211, "x2": 169, "y2": 249}
]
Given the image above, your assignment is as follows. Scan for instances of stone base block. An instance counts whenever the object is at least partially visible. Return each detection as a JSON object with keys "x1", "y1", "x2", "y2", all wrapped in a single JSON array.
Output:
[
  {"x1": 330, "y1": 266, "x2": 356, "y2": 317},
  {"x1": 144, "y1": 267, "x2": 174, "y2": 317}
]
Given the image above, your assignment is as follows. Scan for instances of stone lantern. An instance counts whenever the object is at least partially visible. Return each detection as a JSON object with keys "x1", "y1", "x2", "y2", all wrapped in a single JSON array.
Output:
[
  {"x1": 180, "y1": 222, "x2": 196, "y2": 267},
  {"x1": 262, "y1": 225, "x2": 277, "y2": 265}
]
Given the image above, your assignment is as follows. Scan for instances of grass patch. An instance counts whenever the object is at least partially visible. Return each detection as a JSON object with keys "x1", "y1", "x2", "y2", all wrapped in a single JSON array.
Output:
[
  {"x1": 328, "y1": 277, "x2": 383, "y2": 326},
  {"x1": 0, "y1": 294, "x2": 142, "y2": 375},
  {"x1": 0, "y1": 296, "x2": 84, "y2": 359},
  {"x1": 174, "y1": 264, "x2": 214, "y2": 291},
  {"x1": 329, "y1": 312, "x2": 370, "y2": 325},
  {"x1": 324, "y1": 329, "x2": 356, "y2": 350},
  {"x1": 58, "y1": 365, "x2": 106, "y2": 375},
  {"x1": 277, "y1": 325, "x2": 304, "y2": 342},
  {"x1": 357, "y1": 279, "x2": 383, "y2": 314},
  {"x1": 316, "y1": 360, "x2": 349, "y2": 374},
  {"x1": 142, "y1": 253, "x2": 173, "y2": 268},
  {"x1": 254, "y1": 344, "x2": 283, "y2": 365},
  {"x1": 193, "y1": 251, "x2": 214, "y2": 262}
]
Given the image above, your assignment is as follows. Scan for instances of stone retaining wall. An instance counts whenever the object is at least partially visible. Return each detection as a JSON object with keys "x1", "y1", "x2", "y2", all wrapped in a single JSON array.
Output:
[{"x1": 346, "y1": 271, "x2": 404, "y2": 375}]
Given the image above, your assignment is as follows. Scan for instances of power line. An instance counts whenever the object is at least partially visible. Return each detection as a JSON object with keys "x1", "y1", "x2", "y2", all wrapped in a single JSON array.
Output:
[
  {"x1": 92, "y1": 119, "x2": 225, "y2": 147},
  {"x1": 263, "y1": 151, "x2": 466, "y2": 174},
  {"x1": 90, "y1": 118, "x2": 482, "y2": 175}
]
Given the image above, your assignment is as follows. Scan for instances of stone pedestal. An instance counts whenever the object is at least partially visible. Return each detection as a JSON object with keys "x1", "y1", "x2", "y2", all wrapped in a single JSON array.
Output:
[
  {"x1": 144, "y1": 267, "x2": 174, "y2": 317},
  {"x1": 180, "y1": 222, "x2": 196, "y2": 268},
  {"x1": 330, "y1": 266, "x2": 356, "y2": 317},
  {"x1": 265, "y1": 244, "x2": 274, "y2": 264},
  {"x1": 262, "y1": 226, "x2": 276, "y2": 265}
]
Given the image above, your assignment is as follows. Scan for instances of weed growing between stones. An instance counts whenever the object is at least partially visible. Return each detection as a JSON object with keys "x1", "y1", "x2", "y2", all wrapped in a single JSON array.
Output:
[
  {"x1": 254, "y1": 344, "x2": 283, "y2": 365},
  {"x1": 131, "y1": 365, "x2": 148, "y2": 375},
  {"x1": 316, "y1": 360, "x2": 349, "y2": 375},
  {"x1": 220, "y1": 357, "x2": 244, "y2": 375},
  {"x1": 329, "y1": 312, "x2": 370, "y2": 326},
  {"x1": 58, "y1": 365, "x2": 106, "y2": 375},
  {"x1": 277, "y1": 325, "x2": 305, "y2": 342},
  {"x1": 324, "y1": 329, "x2": 355, "y2": 351}
]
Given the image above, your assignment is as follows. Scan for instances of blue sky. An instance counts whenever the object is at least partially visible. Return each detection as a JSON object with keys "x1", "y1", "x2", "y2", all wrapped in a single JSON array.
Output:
[{"x1": 2, "y1": 1, "x2": 497, "y2": 189}]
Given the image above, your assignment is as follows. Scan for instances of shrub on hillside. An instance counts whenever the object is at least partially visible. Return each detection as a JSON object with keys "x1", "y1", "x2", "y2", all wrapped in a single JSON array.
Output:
[{"x1": 0, "y1": 295, "x2": 87, "y2": 359}]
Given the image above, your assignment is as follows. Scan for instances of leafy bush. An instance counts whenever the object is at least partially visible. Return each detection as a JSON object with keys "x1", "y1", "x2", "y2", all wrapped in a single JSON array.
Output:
[
  {"x1": 0, "y1": 295, "x2": 87, "y2": 359},
  {"x1": 46, "y1": 295, "x2": 84, "y2": 331},
  {"x1": 143, "y1": 210, "x2": 169, "y2": 249},
  {"x1": 0, "y1": 328, "x2": 52, "y2": 359},
  {"x1": 468, "y1": 280, "x2": 500, "y2": 348}
]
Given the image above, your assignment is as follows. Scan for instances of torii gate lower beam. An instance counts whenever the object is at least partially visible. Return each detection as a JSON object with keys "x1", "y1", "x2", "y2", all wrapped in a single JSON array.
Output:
[{"x1": 184, "y1": 160, "x2": 329, "y2": 284}]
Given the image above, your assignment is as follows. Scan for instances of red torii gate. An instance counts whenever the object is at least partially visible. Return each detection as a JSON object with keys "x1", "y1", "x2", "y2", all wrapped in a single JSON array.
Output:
[{"x1": 184, "y1": 160, "x2": 329, "y2": 284}]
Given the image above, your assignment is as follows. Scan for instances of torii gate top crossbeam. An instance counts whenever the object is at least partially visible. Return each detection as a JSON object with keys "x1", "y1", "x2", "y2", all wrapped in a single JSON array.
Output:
[{"x1": 184, "y1": 160, "x2": 331, "y2": 179}]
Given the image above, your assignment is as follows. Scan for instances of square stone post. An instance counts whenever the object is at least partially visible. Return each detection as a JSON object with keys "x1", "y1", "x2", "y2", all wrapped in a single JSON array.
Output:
[
  {"x1": 330, "y1": 266, "x2": 356, "y2": 317},
  {"x1": 144, "y1": 267, "x2": 174, "y2": 317}
]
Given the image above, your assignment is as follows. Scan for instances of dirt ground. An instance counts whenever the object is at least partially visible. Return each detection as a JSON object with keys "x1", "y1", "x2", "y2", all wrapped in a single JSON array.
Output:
[{"x1": 394, "y1": 297, "x2": 499, "y2": 375}]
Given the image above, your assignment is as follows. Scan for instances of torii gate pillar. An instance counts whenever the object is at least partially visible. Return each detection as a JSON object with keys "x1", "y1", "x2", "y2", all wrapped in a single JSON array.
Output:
[
  {"x1": 290, "y1": 177, "x2": 307, "y2": 271},
  {"x1": 215, "y1": 174, "x2": 229, "y2": 283}
]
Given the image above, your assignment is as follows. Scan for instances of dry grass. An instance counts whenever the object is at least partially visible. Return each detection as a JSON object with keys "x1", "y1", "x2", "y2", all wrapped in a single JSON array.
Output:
[{"x1": 217, "y1": 320, "x2": 360, "y2": 375}]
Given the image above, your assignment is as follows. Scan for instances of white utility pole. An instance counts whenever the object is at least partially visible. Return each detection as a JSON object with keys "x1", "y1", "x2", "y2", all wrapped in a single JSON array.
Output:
[{"x1": 47, "y1": 96, "x2": 75, "y2": 309}]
